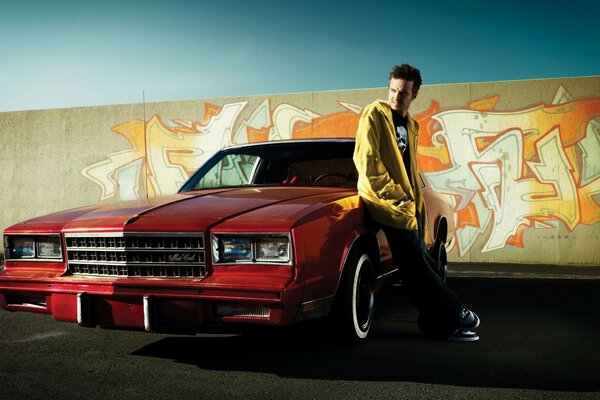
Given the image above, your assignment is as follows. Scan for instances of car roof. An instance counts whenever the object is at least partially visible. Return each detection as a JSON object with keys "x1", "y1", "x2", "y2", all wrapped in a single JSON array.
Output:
[{"x1": 222, "y1": 138, "x2": 356, "y2": 151}]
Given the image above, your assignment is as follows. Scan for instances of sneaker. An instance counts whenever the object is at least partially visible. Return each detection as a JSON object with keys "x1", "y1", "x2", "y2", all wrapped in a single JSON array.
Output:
[
  {"x1": 458, "y1": 307, "x2": 480, "y2": 330},
  {"x1": 448, "y1": 328, "x2": 479, "y2": 342}
]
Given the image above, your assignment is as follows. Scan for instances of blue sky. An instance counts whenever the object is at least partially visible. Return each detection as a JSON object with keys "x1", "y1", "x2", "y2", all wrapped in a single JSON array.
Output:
[{"x1": 1, "y1": 0, "x2": 598, "y2": 112}]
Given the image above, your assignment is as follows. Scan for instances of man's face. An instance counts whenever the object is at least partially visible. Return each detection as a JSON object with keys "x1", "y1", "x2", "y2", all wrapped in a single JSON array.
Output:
[{"x1": 388, "y1": 78, "x2": 417, "y2": 116}]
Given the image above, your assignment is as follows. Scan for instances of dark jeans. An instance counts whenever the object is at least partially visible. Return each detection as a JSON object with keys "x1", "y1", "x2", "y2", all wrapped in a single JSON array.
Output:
[{"x1": 382, "y1": 226, "x2": 462, "y2": 338}]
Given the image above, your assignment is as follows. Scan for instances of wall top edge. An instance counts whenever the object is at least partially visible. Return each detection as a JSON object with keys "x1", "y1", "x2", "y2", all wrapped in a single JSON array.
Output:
[
  {"x1": 2, "y1": 75, "x2": 598, "y2": 115},
  {"x1": 423, "y1": 74, "x2": 600, "y2": 88}
]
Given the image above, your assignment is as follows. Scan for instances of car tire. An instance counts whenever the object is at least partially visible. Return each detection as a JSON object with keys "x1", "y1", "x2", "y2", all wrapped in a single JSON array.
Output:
[
  {"x1": 333, "y1": 248, "x2": 375, "y2": 343},
  {"x1": 434, "y1": 242, "x2": 448, "y2": 283}
]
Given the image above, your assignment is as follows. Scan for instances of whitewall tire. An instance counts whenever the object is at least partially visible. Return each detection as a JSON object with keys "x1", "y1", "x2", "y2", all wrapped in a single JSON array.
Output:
[{"x1": 334, "y1": 248, "x2": 375, "y2": 343}]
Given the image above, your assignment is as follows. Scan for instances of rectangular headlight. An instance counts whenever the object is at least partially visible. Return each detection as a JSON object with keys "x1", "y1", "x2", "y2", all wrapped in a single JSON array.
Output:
[
  {"x1": 221, "y1": 237, "x2": 253, "y2": 262},
  {"x1": 4, "y1": 234, "x2": 63, "y2": 261},
  {"x1": 256, "y1": 237, "x2": 290, "y2": 263},
  {"x1": 211, "y1": 234, "x2": 291, "y2": 264},
  {"x1": 36, "y1": 236, "x2": 62, "y2": 258},
  {"x1": 8, "y1": 237, "x2": 35, "y2": 258}
]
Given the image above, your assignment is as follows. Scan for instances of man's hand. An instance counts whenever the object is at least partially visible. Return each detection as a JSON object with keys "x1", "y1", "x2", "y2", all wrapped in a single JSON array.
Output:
[{"x1": 394, "y1": 194, "x2": 413, "y2": 208}]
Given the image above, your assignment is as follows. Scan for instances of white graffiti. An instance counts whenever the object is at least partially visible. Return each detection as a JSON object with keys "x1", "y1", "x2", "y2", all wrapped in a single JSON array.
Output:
[
  {"x1": 82, "y1": 101, "x2": 326, "y2": 201},
  {"x1": 424, "y1": 88, "x2": 599, "y2": 255}
]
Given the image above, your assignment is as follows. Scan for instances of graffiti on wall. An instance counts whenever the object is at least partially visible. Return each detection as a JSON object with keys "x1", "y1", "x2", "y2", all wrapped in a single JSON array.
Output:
[
  {"x1": 82, "y1": 100, "x2": 360, "y2": 199},
  {"x1": 417, "y1": 89, "x2": 600, "y2": 255},
  {"x1": 82, "y1": 88, "x2": 600, "y2": 256}
]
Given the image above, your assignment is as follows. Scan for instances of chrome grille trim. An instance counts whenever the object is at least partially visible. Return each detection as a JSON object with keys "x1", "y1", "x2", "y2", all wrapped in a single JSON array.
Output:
[{"x1": 65, "y1": 232, "x2": 206, "y2": 278}]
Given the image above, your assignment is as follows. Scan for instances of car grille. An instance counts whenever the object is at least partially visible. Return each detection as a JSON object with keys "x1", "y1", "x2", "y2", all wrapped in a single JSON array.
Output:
[{"x1": 65, "y1": 233, "x2": 206, "y2": 278}]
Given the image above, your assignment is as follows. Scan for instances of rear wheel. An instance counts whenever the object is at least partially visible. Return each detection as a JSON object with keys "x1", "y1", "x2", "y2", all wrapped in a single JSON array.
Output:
[
  {"x1": 333, "y1": 248, "x2": 375, "y2": 343},
  {"x1": 431, "y1": 218, "x2": 449, "y2": 283},
  {"x1": 434, "y1": 242, "x2": 448, "y2": 283}
]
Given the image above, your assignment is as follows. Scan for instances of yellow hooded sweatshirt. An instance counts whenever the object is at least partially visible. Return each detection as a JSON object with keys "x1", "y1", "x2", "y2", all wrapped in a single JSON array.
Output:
[{"x1": 353, "y1": 100, "x2": 431, "y2": 246}]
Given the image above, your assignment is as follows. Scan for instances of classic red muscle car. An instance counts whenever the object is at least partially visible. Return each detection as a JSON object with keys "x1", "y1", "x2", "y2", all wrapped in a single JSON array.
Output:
[{"x1": 1, "y1": 139, "x2": 453, "y2": 342}]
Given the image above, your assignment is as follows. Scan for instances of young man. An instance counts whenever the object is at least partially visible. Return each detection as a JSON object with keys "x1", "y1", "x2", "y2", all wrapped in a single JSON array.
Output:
[{"x1": 353, "y1": 64, "x2": 480, "y2": 342}]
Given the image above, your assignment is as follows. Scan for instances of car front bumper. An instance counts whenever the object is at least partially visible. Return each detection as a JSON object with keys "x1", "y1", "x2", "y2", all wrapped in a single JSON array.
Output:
[{"x1": 0, "y1": 265, "x2": 302, "y2": 333}]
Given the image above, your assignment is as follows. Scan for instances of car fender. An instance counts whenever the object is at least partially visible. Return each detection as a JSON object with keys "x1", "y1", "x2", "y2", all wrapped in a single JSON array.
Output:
[{"x1": 333, "y1": 229, "x2": 380, "y2": 300}]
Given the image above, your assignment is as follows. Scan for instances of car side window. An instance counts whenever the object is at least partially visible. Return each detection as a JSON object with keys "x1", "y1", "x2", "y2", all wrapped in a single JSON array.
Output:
[{"x1": 194, "y1": 153, "x2": 259, "y2": 189}]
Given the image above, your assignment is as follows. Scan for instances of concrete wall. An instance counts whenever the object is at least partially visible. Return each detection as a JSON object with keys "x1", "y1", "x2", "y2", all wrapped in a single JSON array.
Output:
[{"x1": 1, "y1": 76, "x2": 599, "y2": 265}]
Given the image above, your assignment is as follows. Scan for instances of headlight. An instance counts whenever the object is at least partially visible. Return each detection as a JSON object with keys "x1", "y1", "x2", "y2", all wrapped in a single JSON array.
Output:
[
  {"x1": 4, "y1": 234, "x2": 63, "y2": 261},
  {"x1": 8, "y1": 237, "x2": 35, "y2": 258},
  {"x1": 36, "y1": 236, "x2": 62, "y2": 258},
  {"x1": 256, "y1": 237, "x2": 290, "y2": 262},
  {"x1": 221, "y1": 237, "x2": 253, "y2": 262},
  {"x1": 211, "y1": 234, "x2": 291, "y2": 264}
]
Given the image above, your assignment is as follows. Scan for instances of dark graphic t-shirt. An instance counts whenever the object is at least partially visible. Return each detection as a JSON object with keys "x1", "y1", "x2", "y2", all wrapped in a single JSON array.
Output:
[
  {"x1": 392, "y1": 111, "x2": 411, "y2": 181},
  {"x1": 393, "y1": 113, "x2": 408, "y2": 155}
]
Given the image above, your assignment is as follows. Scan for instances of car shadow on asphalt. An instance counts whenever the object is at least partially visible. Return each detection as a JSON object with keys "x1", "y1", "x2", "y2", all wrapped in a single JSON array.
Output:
[{"x1": 131, "y1": 278, "x2": 600, "y2": 392}]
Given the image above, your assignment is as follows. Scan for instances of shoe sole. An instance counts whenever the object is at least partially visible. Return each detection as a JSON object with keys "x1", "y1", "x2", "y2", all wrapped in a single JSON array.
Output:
[
  {"x1": 447, "y1": 329, "x2": 479, "y2": 342},
  {"x1": 448, "y1": 334, "x2": 479, "y2": 342}
]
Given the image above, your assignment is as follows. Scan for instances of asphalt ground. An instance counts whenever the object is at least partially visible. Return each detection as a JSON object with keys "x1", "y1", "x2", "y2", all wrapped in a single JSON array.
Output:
[{"x1": 0, "y1": 275, "x2": 598, "y2": 399}]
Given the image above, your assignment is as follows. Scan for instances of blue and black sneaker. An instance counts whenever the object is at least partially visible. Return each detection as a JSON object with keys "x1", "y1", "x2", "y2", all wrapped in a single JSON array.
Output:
[{"x1": 458, "y1": 307, "x2": 480, "y2": 330}]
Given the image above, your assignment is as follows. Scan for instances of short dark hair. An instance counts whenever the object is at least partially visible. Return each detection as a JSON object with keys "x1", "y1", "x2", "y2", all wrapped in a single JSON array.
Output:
[{"x1": 389, "y1": 64, "x2": 422, "y2": 93}]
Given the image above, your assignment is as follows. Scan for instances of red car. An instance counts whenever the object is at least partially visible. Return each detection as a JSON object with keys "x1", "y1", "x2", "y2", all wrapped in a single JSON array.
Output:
[{"x1": 1, "y1": 139, "x2": 453, "y2": 342}]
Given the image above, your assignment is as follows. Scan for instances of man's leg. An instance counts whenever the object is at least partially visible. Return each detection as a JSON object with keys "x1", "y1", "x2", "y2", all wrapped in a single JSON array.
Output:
[{"x1": 382, "y1": 226, "x2": 461, "y2": 338}]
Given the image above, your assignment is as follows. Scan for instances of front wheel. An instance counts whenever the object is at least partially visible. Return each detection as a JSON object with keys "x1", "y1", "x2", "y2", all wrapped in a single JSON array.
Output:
[{"x1": 333, "y1": 248, "x2": 375, "y2": 343}]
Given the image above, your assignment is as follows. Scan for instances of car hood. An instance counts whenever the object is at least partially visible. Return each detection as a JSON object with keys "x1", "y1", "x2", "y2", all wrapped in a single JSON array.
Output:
[{"x1": 7, "y1": 187, "x2": 358, "y2": 234}]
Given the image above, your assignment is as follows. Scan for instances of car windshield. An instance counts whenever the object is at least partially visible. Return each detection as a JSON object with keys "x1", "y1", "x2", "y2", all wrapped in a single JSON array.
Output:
[{"x1": 180, "y1": 141, "x2": 358, "y2": 191}]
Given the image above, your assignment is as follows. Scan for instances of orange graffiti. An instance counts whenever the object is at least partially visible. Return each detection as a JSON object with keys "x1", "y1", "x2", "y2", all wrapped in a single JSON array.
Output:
[
  {"x1": 416, "y1": 95, "x2": 600, "y2": 253},
  {"x1": 291, "y1": 111, "x2": 359, "y2": 140},
  {"x1": 83, "y1": 91, "x2": 600, "y2": 255}
]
